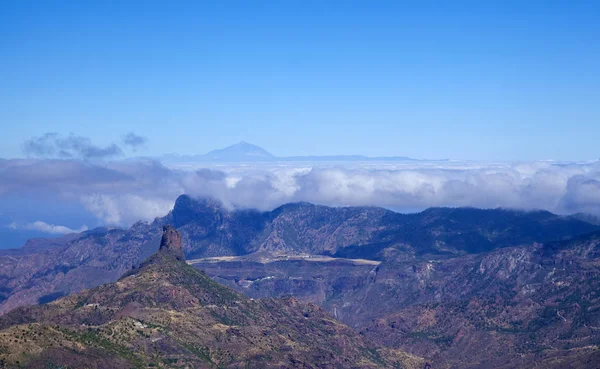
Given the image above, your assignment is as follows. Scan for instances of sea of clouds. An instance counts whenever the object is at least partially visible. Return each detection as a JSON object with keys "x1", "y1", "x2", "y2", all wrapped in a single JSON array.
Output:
[
  {"x1": 2, "y1": 157, "x2": 600, "y2": 235},
  {"x1": 1, "y1": 132, "x2": 598, "y2": 239}
]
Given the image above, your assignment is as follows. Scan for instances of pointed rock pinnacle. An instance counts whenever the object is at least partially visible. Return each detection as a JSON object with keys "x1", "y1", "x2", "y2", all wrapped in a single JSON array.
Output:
[{"x1": 159, "y1": 225, "x2": 185, "y2": 261}]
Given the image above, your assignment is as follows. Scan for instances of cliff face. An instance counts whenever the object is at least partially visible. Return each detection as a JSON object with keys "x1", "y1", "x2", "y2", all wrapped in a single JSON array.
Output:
[{"x1": 159, "y1": 225, "x2": 184, "y2": 261}]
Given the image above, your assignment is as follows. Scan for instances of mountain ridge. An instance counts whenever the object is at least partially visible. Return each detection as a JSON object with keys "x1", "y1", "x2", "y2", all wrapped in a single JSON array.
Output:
[
  {"x1": 1, "y1": 195, "x2": 599, "y2": 316},
  {"x1": 159, "y1": 141, "x2": 428, "y2": 162},
  {"x1": 0, "y1": 226, "x2": 422, "y2": 368}
]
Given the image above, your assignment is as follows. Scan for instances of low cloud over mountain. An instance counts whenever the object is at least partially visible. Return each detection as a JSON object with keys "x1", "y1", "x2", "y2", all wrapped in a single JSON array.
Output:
[
  {"x1": 2, "y1": 157, "x2": 600, "y2": 237},
  {"x1": 8, "y1": 221, "x2": 88, "y2": 234}
]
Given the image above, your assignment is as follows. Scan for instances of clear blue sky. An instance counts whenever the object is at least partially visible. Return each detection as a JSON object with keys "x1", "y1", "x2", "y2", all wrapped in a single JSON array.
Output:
[{"x1": 1, "y1": 1, "x2": 599, "y2": 161}]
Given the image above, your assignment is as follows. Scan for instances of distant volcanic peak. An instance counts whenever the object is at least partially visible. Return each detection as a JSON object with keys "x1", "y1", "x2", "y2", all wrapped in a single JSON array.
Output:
[
  {"x1": 159, "y1": 225, "x2": 184, "y2": 261},
  {"x1": 227, "y1": 141, "x2": 274, "y2": 156},
  {"x1": 204, "y1": 141, "x2": 275, "y2": 161}
]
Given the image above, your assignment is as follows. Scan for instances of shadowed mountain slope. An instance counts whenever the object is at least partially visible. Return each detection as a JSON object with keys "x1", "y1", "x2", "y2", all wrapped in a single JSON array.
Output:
[{"x1": 168, "y1": 195, "x2": 599, "y2": 259}]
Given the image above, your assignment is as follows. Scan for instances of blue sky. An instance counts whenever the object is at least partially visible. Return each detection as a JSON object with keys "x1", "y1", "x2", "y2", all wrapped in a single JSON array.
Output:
[{"x1": 1, "y1": 1, "x2": 599, "y2": 161}]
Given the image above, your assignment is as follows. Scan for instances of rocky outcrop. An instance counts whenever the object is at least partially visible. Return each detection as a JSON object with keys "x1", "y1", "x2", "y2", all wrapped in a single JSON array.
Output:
[{"x1": 158, "y1": 225, "x2": 184, "y2": 261}]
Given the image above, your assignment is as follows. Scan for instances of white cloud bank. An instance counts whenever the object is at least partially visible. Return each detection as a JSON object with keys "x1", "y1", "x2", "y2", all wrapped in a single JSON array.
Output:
[
  {"x1": 2, "y1": 158, "x2": 600, "y2": 227},
  {"x1": 9, "y1": 221, "x2": 88, "y2": 234}
]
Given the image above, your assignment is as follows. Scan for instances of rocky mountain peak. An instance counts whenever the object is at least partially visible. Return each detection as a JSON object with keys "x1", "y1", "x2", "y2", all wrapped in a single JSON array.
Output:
[
  {"x1": 172, "y1": 194, "x2": 223, "y2": 227},
  {"x1": 158, "y1": 225, "x2": 184, "y2": 261}
]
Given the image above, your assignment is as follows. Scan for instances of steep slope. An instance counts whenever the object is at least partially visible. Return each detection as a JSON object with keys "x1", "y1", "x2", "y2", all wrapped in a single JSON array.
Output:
[
  {"x1": 170, "y1": 195, "x2": 598, "y2": 259},
  {"x1": 0, "y1": 226, "x2": 422, "y2": 369},
  {"x1": 0, "y1": 221, "x2": 164, "y2": 313},
  {"x1": 189, "y1": 231, "x2": 600, "y2": 368},
  {"x1": 330, "y1": 231, "x2": 600, "y2": 368}
]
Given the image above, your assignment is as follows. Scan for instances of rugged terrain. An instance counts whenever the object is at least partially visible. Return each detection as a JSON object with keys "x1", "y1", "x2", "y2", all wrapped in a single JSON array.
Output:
[
  {"x1": 1, "y1": 194, "x2": 596, "y2": 314},
  {"x1": 335, "y1": 231, "x2": 600, "y2": 368},
  {"x1": 2, "y1": 195, "x2": 600, "y2": 368},
  {"x1": 188, "y1": 232, "x2": 600, "y2": 368},
  {"x1": 0, "y1": 226, "x2": 422, "y2": 369}
]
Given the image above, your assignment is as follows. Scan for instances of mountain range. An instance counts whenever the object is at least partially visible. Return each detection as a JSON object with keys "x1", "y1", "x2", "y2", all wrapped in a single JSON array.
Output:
[
  {"x1": 160, "y1": 141, "x2": 423, "y2": 163},
  {"x1": 0, "y1": 226, "x2": 421, "y2": 368},
  {"x1": 2, "y1": 195, "x2": 600, "y2": 367}
]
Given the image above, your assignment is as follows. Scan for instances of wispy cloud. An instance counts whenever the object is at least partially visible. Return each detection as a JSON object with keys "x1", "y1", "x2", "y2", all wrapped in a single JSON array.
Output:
[
  {"x1": 23, "y1": 133, "x2": 123, "y2": 159},
  {"x1": 122, "y1": 132, "x2": 148, "y2": 151}
]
